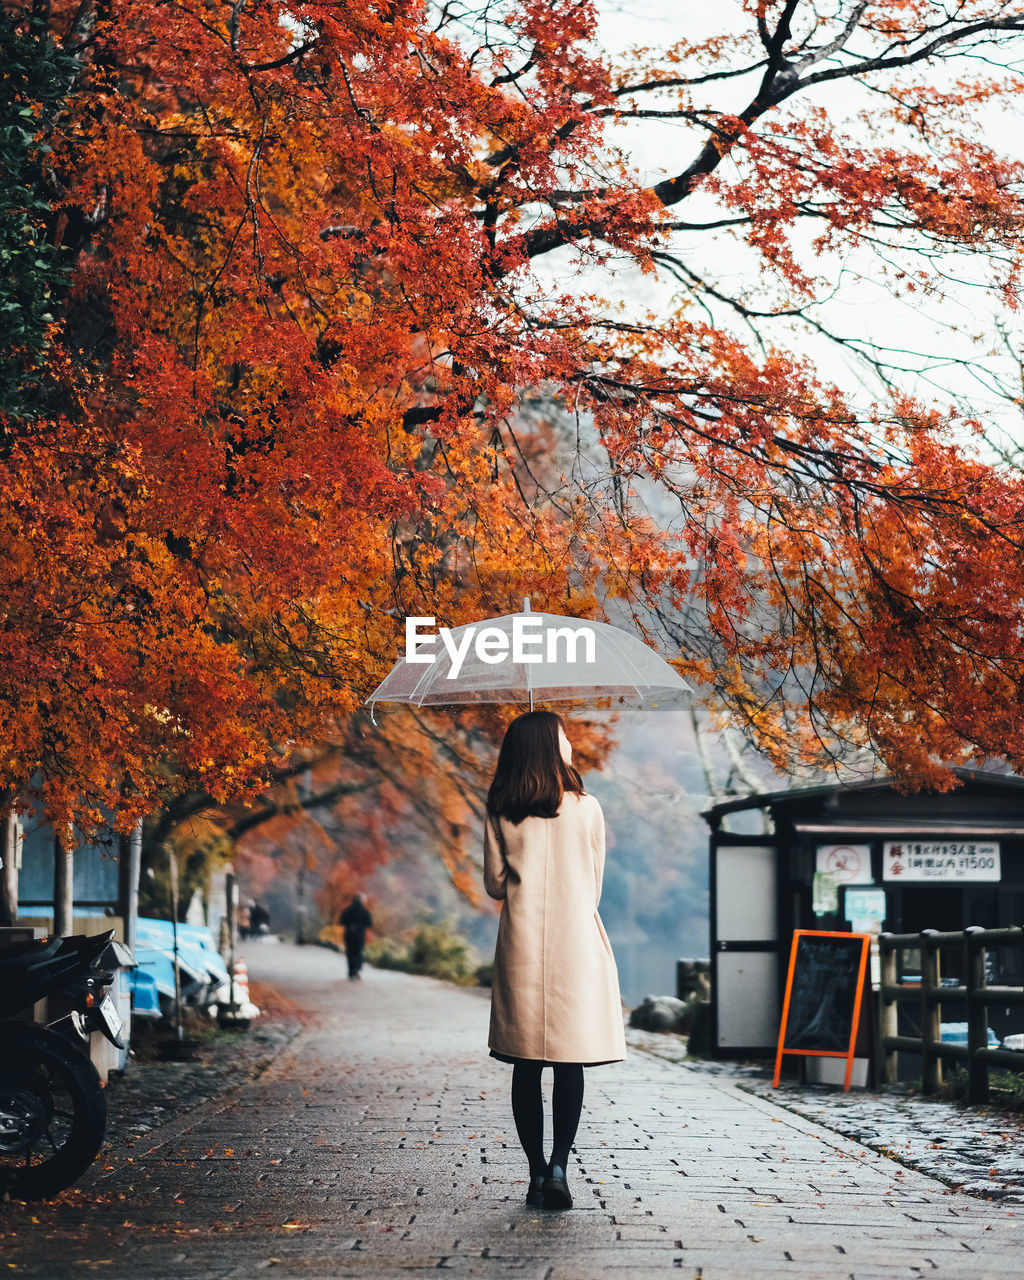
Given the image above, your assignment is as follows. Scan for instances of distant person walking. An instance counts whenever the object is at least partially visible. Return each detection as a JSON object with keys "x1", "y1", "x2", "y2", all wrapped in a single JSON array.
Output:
[
  {"x1": 339, "y1": 893, "x2": 373, "y2": 980},
  {"x1": 484, "y1": 711, "x2": 626, "y2": 1211},
  {"x1": 248, "y1": 900, "x2": 271, "y2": 939}
]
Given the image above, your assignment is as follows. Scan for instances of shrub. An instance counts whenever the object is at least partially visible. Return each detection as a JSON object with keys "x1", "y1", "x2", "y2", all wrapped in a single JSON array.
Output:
[
  {"x1": 364, "y1": 936, "x2": 412, "y2": 970},
  {"x1": 407, "y1": 921, "x2": 475, "y2": 984},
  {"x1": 359, "y1": 921, "x2": 480, "y2": 985}
]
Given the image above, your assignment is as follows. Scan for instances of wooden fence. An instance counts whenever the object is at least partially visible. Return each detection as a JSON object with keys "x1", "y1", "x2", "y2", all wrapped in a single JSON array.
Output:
[{"x1": 879, "y1": 926, "x2": 1024, "y2": 1103}]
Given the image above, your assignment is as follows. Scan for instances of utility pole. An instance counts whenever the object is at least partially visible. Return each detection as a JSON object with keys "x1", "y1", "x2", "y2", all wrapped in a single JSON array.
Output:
[
  {"x1": 296, "y1": 859, "x2": 306, "y2": 944},
  {"x1": 295, "y1": 766, "x2": 314, "y2": 945}
]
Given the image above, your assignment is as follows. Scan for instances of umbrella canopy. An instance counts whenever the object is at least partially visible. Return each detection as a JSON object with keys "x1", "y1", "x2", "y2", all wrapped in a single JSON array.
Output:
[{"x1": 367, "y1": 600, "x2": 690, "y2": 713}]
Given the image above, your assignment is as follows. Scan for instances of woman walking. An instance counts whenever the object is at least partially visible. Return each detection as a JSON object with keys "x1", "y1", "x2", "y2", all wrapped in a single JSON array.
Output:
[{"x1": 484, "y1": 711, "x2": 626, "y2": 1210}]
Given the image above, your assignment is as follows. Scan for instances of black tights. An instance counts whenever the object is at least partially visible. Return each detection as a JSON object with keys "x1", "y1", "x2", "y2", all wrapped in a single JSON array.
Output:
[{"x1": 510, "y1": 1062, "x2": 584, "y2": 1177}]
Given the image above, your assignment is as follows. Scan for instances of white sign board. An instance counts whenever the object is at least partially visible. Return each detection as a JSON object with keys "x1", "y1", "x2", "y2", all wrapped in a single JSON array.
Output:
[
  {"x1": 815, "y1": 844, "x2": 873, "y2": 884},
  {"x1": 882, "y1": 841, "x2": 1001, "y2": 882}
]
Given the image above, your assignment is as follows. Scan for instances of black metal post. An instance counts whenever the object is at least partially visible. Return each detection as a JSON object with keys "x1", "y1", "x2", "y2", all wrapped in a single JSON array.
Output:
[{"x1": 226, "y1": 871, "x2": 238, "y2": 1013}]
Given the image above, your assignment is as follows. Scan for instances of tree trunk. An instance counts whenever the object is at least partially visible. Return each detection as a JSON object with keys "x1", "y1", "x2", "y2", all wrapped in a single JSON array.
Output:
[
  {"x1": 118, "y1": 821, "x2": 142, "y2": 956},
  {"x1": 0, "y1": 814, "x2": 18, "y2": 927},
  {"x1": 53, "y1": 827, "x2": 74, "y2": 935}
]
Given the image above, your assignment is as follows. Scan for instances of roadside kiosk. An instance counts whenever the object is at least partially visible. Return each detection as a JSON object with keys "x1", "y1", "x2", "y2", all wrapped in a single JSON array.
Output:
[{"x1": 702, "y1": 768, "x2": 1024, "y2": 1073}]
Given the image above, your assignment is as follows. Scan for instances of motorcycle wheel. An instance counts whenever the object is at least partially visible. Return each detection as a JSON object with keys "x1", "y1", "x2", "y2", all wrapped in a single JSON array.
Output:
[{"x1": 0, "y1": 1021, "x2": 107, "y2": 1199}]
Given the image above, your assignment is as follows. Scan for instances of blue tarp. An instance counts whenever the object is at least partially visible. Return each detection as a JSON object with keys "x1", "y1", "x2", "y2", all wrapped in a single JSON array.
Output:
[
  {"x1": 175, "y1": 922, "x2": 230, "y2": 987},
  {"x1": 128, "y1": 966, "x2": 163, "y2": 1017},
  {"x1": 939, "y1": 1021, "x2": 1000, "y2": 1047},
  {"x1": 131, "y1": 918, "x2": 229, "y2": 1013}
]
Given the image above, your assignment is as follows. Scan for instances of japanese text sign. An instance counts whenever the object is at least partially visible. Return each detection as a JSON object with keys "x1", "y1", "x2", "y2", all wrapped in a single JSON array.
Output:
[{"x1": 882, "y1": 841, "x2": 1000, "y2": 882}]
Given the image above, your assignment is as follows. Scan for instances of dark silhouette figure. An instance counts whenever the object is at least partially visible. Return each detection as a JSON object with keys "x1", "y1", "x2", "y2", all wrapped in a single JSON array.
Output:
[
  {"x1": 249, "y1": 900, "x2": 271, "y2": 937},
  {"x1": 339, "y1": 894, "x2": 373, "y2": 980}
]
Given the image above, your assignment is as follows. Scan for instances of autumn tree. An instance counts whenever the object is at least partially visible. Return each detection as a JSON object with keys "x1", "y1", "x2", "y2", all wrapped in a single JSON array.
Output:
[{"x1": 4, "y1": 0, "x2": 1024, "y2": 851}]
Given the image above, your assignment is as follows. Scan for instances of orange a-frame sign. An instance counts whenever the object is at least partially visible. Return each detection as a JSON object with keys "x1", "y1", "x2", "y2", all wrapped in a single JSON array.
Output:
[{"x1": 772, "y1": 929, "x2": 871, "y2": 1092}]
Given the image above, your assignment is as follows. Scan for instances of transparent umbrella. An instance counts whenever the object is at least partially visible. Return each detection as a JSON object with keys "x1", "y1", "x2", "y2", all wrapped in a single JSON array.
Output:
[{"x1": 366, "y1": 600, "x2": 690, "y2": 718}]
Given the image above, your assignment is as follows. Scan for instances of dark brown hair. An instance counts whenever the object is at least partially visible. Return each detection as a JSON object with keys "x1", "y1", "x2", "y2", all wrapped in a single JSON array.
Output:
[{"x1": 486, "y1": 711, "x2": 585, "y2": 824}]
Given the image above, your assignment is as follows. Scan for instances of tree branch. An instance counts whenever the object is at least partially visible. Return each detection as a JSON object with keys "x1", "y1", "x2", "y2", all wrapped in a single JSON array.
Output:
[
  {"x1": 798, "y1": 17, "x2": 1024, "y2": 92},
  {"x1": 508, "y1": 7, "x2": 1024, "y2": 264},
  {"x1": 245, "y1": 41, "x2": 317, "y2": 73},
  {"x1": 228, "y1": 778, "x2": 377, "y2": 841}
]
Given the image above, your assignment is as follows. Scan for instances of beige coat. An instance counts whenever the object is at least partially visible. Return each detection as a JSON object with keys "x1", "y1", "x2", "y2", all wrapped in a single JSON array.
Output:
[{"x1": 484, "y1": 791, "x2": 627, "y2": 1065}]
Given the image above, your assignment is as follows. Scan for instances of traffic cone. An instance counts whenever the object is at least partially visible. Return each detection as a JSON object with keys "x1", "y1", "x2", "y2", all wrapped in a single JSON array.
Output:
[
  {"x1": 232, "y1": 958, "x2": 250, "y2": 1009},
  {"x1": 218, "y1": 958, "x2": 259, "y2": 1028}
]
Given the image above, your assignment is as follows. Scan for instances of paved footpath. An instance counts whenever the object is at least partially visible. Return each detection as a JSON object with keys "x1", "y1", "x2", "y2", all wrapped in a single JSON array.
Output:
[{"x1": 2, "y1": 943, "x2": 1020, "y2": 1279}]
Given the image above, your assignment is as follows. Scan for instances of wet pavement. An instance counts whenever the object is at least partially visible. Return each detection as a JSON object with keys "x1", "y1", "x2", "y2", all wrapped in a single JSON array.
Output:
[
  {"x1": 745, "y1": 1077, "x2": 1024, "y2": 1205},
  {"x1": 629, "y1": 1029, "x2": 1024, "y2": 1205},
  {"x1": 1, "y1": 942, "x2": 1020, "y2": 1278},
  {"x1": 97, "y1": 990, "x2": 301, "y2": 1155}
]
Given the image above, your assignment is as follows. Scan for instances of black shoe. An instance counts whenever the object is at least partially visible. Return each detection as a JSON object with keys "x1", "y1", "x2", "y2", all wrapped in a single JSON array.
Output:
[
  {"x1": 525, "y1": 1175, "x2": 545, "y2": 1206},
  {"x1": 542, "y1": 1164, "x2": 572, "y2": 1210}
]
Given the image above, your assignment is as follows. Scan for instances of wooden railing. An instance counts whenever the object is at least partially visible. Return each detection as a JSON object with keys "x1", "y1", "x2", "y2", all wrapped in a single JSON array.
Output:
[{"x1": 879, "y1": 926, "x2": 1024, "y2": 1103}]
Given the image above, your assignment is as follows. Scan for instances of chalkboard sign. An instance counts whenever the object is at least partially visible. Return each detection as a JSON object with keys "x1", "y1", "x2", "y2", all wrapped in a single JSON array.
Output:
[{"x1": 773, "y1": 930, "x2": 870, "y2": 1092}]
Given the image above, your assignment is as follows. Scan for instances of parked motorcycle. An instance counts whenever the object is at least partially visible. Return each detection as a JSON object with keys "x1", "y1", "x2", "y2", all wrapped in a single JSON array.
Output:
[{"x1": 0, "y1": 931, "x2": 130, "y2": 1199}]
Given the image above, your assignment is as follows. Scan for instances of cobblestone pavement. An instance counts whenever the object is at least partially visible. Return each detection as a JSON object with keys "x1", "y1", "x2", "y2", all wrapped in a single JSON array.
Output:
[
  {"x1": 628, "y1": 1030, "x2": 1024, "y2": 1205},
  {"x1": 1, "y1": 943, "x2": 1020, "y2": 1279},
  {"x1": 744, "y1": 1079, "x2": 1024, "y2": 1206},
  {"x1": 99, "y1": 994, "x2": 301, "y2": 1155}
]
